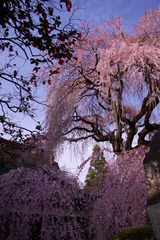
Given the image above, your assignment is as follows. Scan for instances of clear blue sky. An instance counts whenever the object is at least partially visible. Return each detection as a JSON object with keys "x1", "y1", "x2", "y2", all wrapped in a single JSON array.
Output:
[{"x1": 75, "y1": 0, "x2": 159, "y2": 25}]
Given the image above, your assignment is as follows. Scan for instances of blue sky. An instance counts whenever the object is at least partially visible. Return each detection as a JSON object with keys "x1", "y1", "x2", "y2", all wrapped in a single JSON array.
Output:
[{"x1": 75, "y1": 0, "x2": 159, "y2": 25}]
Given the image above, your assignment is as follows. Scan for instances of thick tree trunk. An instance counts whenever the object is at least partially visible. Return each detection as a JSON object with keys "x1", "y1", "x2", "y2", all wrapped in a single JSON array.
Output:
[{"x1": 143, "y1": 128, "x2": 160, "y2": 240}]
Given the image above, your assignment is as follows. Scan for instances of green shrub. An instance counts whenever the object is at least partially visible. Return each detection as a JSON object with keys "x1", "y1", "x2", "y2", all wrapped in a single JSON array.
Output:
[{"x1": 111, "y1": 226, "x2": 156, "y2": 240}]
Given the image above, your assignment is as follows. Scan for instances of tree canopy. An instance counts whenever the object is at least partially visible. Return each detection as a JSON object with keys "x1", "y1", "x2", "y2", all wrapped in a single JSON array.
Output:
[
  {"x1": 0, "y1": 164, "x2": 87, "y2": 239},
  {"x1": 0, "y1": 0, "x2": 79, "y2": 142},
  {"x1": 0, "y1": 144, "x2": 148, "y2": 240},
  {"x1": 45, "y1": 7, "x2": 160, "y2": 154},
  {"x1": 87, "y1": 145, "x2": 148, "y2": 239}
]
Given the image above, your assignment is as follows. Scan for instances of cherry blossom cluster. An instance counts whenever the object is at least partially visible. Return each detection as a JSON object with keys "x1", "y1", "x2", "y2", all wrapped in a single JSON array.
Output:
[{"x1": 87, "y1": 145, "x2": 149, "y2": 239}]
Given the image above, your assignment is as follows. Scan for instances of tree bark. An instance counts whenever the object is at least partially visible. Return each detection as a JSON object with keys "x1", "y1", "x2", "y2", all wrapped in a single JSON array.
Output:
[{"x1": 143, "y1": 128, "x2": 160, "y2": 240}]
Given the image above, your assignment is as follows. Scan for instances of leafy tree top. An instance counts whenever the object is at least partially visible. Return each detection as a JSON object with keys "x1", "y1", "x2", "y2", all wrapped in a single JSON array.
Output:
[
  {"x1": 85, "y1": 145, "x2": 107, "y2": 191},
  {"x1": 0, "y1": 0, "x2": 80, "y2": 142}
]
